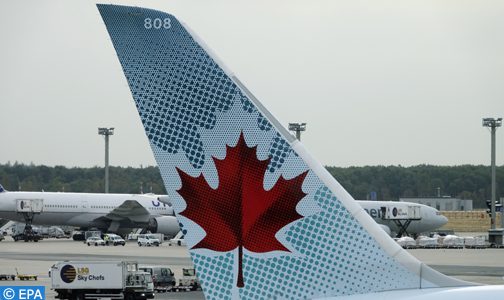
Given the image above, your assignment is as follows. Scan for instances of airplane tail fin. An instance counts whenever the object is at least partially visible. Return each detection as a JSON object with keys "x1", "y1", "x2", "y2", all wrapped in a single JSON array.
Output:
[{"x1": 98, "y1": 4, "x2": 473, "y2": 299}]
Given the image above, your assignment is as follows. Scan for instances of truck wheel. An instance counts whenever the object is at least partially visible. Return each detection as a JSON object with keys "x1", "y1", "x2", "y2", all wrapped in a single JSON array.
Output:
[
  {"x1": 87, "y1": 243, "x2": 91, "y2": 246},
  {"x1": 75, "y1": 293, "x2": 85, "y2": 300},
  {"x1": 124, "y1": 293, "x2": 135, "y2": 300},
  {"x1": 138, "y1": 242, "x2": 142, "y2": 246}
]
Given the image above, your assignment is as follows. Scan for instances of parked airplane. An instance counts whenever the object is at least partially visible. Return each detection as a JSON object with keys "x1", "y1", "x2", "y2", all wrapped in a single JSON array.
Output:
[
  {"x1": 0, "y1": 184, "x2": 179, "y2": 238},
  {"x1": 164, "y1": 195, "x2": 448, "y2": 237},
  {"x1": 98, "y1": 4, "x2": 503, "y2": 299},
  {"x1": 358, "y1": 200, "x2": 448, "y2": 237}
]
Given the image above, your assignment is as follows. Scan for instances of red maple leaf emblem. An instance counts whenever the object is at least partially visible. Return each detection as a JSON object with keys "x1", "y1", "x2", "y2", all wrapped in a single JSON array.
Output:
[{"x1": 176, "y1": 132, "x2": 308, "y2": 287}]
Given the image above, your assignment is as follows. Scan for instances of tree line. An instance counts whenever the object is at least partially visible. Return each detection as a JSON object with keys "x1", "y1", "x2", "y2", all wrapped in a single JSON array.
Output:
[
  {"x1": 0, "y1": 163, "x2": 502, "y2": 209},
  {"x1": 0, "y1": 163, "x2": 166, "y2": 195}
]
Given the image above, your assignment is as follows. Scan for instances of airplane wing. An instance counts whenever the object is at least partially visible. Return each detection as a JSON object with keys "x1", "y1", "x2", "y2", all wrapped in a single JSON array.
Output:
[{"x1": 99, "y1": 200, "x2": 151, "y2": 223}]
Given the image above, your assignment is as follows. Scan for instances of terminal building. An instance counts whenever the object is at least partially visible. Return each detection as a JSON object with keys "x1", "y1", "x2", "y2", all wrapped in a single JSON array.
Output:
[{"x1": 399, "y1": 197, "x2": 473, "y2": 211}]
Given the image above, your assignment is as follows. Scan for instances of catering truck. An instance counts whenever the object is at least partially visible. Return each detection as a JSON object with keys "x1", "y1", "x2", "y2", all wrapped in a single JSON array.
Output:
[{"x1": 50, "y1": 261, "x2": 154, "y2": 300}]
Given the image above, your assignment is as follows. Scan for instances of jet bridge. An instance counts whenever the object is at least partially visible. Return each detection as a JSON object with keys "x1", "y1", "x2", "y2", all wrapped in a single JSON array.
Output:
[
  {"x1": 15, "y1": 199, "x2": 44, "y2": 242},
  {"x1": 380, "y1": 205, "x2": 422, "y2": 238}
]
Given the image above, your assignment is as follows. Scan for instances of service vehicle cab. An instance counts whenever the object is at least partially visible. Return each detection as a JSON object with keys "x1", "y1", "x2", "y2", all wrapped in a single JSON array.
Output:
[{"x1": 139, "y1": 265, "x2": 176, "y2": 292}]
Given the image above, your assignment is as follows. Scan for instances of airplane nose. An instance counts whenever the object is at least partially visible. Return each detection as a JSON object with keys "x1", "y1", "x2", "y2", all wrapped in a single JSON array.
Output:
[{"x1": 437, "y1": 214, "x2": 448, "y2": 227}]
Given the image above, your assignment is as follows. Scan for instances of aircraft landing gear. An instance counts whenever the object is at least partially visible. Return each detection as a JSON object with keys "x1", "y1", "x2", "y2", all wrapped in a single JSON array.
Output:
[{"x1": 13, "y1": 212, "x2": 42, "y2": 242}]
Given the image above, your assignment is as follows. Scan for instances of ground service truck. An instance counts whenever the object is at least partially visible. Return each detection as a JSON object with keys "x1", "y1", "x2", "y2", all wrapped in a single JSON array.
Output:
[{"x1": 51, "y1": 261, "x2": 154, "y2": 300}]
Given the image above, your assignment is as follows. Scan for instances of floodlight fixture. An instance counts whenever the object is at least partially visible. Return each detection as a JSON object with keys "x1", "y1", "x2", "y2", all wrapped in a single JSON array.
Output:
[{"x1": 288, "y1": 123, "x2": 307, "y2": 141}]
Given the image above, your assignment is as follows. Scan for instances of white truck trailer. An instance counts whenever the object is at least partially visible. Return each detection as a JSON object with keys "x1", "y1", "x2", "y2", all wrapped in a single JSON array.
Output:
[{"x1": 51, "y1": 261, "x2": 154, "y2": 300}]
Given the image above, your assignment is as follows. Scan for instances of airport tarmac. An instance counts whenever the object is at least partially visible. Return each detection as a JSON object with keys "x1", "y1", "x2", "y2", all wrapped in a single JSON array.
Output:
[
  {"x1": 0, "y1": 238, "x2": 204, "y2": 300},
  {"x1": 1, "y1": 237, "x2": 504, "y2": 299}
]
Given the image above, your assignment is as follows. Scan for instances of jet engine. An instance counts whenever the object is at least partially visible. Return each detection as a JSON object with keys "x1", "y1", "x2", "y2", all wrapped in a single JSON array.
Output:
[{"x1": 147, "y1": 216, "x2": 180, "y2": 238}]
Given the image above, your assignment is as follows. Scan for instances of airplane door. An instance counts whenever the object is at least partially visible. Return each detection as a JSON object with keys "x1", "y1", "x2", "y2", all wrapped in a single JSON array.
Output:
[{"x1": 81, "y1": 200, "x2": 88, "y2": 211}]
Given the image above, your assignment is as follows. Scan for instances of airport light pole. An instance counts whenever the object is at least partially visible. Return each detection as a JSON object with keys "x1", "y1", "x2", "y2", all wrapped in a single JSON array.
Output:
[
  {"x1": 482, "y1": 118, "x2": 502, "y2": 229},
  {"x1": 502, "y1": 197, "x2": 504, "y2": 229},
  {"x1": 98, "y1": 127, "x2": 114, "y2": 193},
  {"x1": 288, "y1": 123, "x2": 307, "y2": 141}
]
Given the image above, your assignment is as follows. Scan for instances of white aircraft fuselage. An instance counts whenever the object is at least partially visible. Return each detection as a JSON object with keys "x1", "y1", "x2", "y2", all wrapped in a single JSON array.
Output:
[
  {"x1": 0, "y1": 186, "x2": 445, "y2": 239},
  {"x1": 358, "y1": 200, "x2": 448, "y2": 235},
  {"x1": 0, "y1": 190, "x2": 179, "y2": 237}
]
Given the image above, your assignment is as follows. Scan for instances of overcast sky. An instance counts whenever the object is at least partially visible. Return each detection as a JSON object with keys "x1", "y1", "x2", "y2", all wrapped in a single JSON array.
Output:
[{"x1": 1, "y1": 0, "x2": 503, "y2": 168}]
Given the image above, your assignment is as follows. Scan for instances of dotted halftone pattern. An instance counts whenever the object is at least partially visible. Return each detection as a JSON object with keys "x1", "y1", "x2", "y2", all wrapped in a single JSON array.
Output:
[
  {"x1": 98, "y1": 5, "x2": 422, "y2": 299},
  {"x1": 191, "y1": 252, "x2": 234, "y2": 300},
  {"x1": 239, "y1": 187, "x2": 418, "y2": 299}
]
